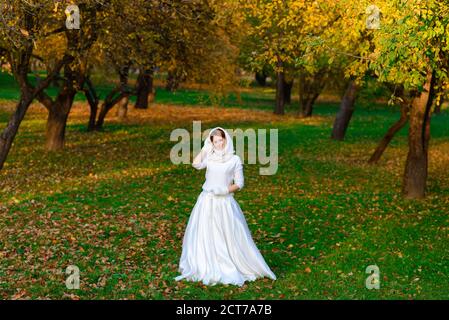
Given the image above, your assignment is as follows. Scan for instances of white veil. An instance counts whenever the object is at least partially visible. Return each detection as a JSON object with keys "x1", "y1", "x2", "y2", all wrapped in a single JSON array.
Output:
[{"x1": 203, "y1": 126, "x2": 235, "y2": 163}]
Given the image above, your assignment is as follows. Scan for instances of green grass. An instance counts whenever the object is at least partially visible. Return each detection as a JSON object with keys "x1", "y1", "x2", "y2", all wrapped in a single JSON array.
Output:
[
  {"x1": 0, "y1": 71, "x2": 279, "y2": 111},
  {"x1": 0, "y1": 72, "x2": 449, "y2": 299}
]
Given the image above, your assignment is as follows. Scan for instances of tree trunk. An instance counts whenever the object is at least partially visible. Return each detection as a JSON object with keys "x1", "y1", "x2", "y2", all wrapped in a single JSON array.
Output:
[
  {"x1": 274, "y1": 59, "x2": 285, "y2": 115},
  {"x1": 41, "y1": 61, "x2": 84, "y2": 151},
  {"x1": 0, "y1": 50, "x2": 74, "y2": 169},
  {"x1": 255, "y1": 71, "x2": 267, "y2": 86},
  {"x1": 87, "y1": 100, "x2": 99, "y2": 132},
  {"x1": 95, "y1": 87, "x2": 120, "y2": 130},
  {"x1": 402, "y1": 69, "x2": 435, "y2": 199},
  {"x1": 116, "y1": 96, "x2": 129, "y2": 119},
  {"x1": 298, "y1": 72, "x2": 326, "y2": 117},
  {"x1": 275, "y1": 72, "x2": 285, "y2": 115},
  {"x1": 96, "y1": 88, "x2": 130, "y2": 130},
  {"x1": 283, "y1": 79, "x2": 293, "y2": 104},
  {"x1": 0, "y1": 92, "x2": 34, "y2": 170},
  {"x1": 83, "y1": 77, "x2": 99, "y2": 131},
  {"x1": 135, "y1": 69, "x2": 153, "y2": 109},
  {"x1": 300, "y1": 93, "x2": 320, "y2": 117},
  {"x1": 331, "y1": 80, "x2": 359, "y2": 140},
  {"x1": 369, "y1": 101, "x2": 410, "y2": 164},
  {"x1": 166, "y1": 70, "x2": 185, "y2": 92},
  {"x1": 96, "y1": 66, "x2": 130, "y2": 130},
  {"x1": 45, "y1": 91, "x2": 76, "y2": 151}
]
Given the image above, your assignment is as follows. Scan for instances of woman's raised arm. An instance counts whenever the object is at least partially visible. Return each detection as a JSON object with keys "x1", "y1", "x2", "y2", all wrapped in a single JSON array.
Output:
[{"x1": 192, "y1": 144, "x2": 211, "y2": 170}]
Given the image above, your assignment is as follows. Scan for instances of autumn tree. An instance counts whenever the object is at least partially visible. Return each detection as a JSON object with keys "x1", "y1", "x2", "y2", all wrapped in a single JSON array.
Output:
[
  {"x1": 367, "y1": 0, "x2": 449, "y2": 198},
  {"x1": 331, "y1": 0, "x2": 449, "y2": 198},
  {"x1": 160, "y1": 0, "x2": 245, "y2": 100},
  {"x1": 0, "y1": 0, "x2": 79, "y2": 168},
  {"x1": 319, "y1": 1, "x2": 375, "y2": 140},
  {"x1": 34, "y1": 1, "x2": 106, "y2": 150},
  {"x1": 241, "y1": 0, "x2": 340, "y2": 115},
  {"x1": 93, "y1": 0, "x2": 245, "y2": 125}
]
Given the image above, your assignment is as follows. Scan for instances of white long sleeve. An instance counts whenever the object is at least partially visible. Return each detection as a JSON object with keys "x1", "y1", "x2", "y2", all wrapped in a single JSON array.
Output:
[
  {"x1": 192, "y1": 153, "x2": 208, "y2": 170},
  {"x1": 233, "y1": 156, "x2": 244, "y2": 189}
]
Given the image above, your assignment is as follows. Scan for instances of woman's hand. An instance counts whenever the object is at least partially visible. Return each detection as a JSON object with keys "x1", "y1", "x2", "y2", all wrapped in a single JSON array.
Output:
[
  {"x1": 193, "y1": 142, "x2": 212, "y2": 169},
  {"x1": 201, "y1": 142, "x2": 213, "y2": 156},
  {"x1": 228, "y1": 184, "x2": 240, "y2": 193}
]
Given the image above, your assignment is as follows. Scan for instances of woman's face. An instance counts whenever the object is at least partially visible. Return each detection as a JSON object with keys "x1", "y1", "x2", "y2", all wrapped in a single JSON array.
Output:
[{"x1": 212, "y1": 135, "x2": 226, "y2": 150}]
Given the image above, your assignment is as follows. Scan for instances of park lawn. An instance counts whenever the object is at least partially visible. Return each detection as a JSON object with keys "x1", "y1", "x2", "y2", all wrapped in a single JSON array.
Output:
[
  {"x1": 0, "y1": 82, "x2": 449, "y2": 299},
  {"x1": 0, "y1": 71, "x2": 280, "y2": 112}
]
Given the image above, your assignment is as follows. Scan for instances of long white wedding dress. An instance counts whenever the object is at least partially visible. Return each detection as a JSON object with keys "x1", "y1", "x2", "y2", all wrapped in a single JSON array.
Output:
[{"x1": 174, "y1": 127, "x2": 277, "y2": 287}]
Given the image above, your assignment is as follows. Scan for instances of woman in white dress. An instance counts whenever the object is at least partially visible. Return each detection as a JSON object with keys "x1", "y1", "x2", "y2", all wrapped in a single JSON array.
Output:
[{"x1": 174, "y1": 126, "x2": 277, "y2": 287}]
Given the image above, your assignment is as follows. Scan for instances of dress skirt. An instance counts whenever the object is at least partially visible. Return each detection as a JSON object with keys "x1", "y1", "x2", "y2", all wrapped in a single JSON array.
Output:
[{"x1": 174, "y1": 190, "x2": 277, "y2": 286}]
